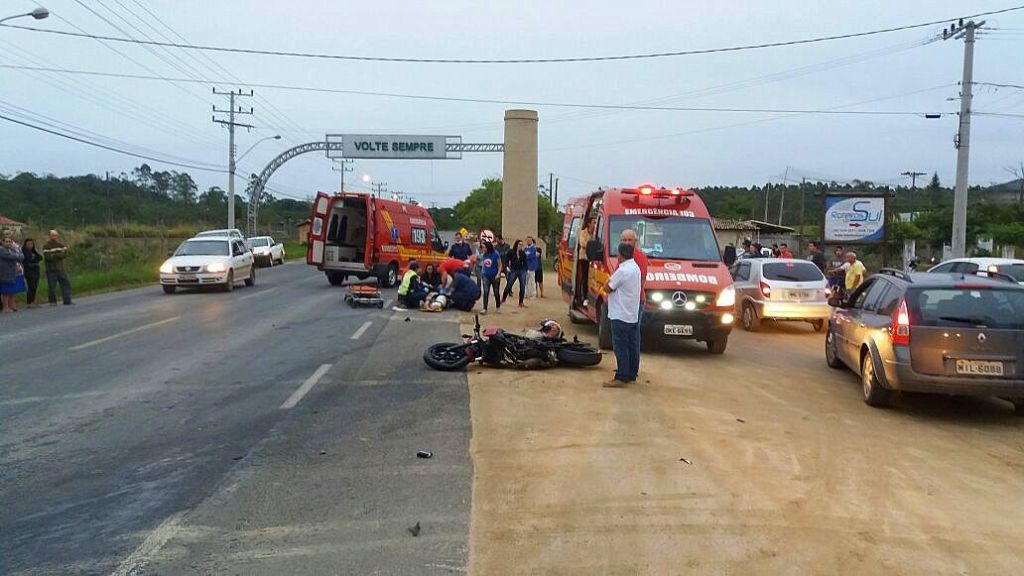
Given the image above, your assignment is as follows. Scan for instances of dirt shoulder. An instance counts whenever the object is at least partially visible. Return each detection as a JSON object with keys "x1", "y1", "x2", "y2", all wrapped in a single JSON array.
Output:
[{"x1": 464, "y1": 294, "x2": 1024, "y2": 575}]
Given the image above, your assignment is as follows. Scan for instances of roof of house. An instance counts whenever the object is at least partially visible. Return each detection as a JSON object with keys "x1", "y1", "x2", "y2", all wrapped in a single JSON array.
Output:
[
  {"x1": 0, "y1": 215, "x2": 26, "y2": 227},
  {"x1": 712, "y1": 218, "x2": 759, "y2": 231},
  {"x1": 295, "y1": 218, "x2": 311, "y2": 227}
]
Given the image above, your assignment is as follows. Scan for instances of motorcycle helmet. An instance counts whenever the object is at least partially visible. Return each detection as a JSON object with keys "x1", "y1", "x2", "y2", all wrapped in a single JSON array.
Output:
[{"x1": 538, "y1": 319, "x2": 563, "y2": 341}]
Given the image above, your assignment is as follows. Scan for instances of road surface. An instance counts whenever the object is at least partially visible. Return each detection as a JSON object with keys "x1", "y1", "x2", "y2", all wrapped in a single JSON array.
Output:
[
  {"x1": 0, "y1": 262, "x2": 471, "y2": 575},
  {"x1": 3, "y1": 264, "x2": 1023, "y2": 575}
]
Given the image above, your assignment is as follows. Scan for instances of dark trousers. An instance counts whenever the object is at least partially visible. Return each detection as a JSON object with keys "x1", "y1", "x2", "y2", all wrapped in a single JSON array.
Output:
[
  {"x1": 47, "y1": 270, "x2": 72, "y2": 304},
  {"x1": 611, "y1": 319, "x2": 639, "y2": 382},
  {"x1": 502, "y1": 269, "x2": 528, "y2": 305},
  {"x1": 481, "y1": 274, "x2": 501, "y2": 310},
  {"x1": 578, "y1": 261, "x2": 590, "y2": 303},
  {"x1": 403, "y1": 287, "x2": 427, "y2": 309},
  {"x1": 25, "y1": 269, "x2": 40, "y2": 304}
]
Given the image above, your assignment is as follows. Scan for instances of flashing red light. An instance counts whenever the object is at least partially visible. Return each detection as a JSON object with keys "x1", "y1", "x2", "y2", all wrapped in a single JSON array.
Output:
[
  {"x1": 759, "y1": 281, "x2": 772, "y2": 299},
  {"x1": 891, "y1": 298, "x2": 911, "y2": 346},
  {"x1": 670, "y1": 188, "x2": 681, "y2": 195},
  {"x1": 639, "y1": 186, "x2": 653, "y2": 195}
]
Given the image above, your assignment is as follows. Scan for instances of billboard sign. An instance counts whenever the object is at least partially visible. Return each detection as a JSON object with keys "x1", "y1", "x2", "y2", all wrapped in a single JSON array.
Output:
[
  {"x1": 824, "y1": 196, "x2": 885, "y2": 243},
  {"x1": 341, "y1": 134, "x2": 449, "y2": 159}
]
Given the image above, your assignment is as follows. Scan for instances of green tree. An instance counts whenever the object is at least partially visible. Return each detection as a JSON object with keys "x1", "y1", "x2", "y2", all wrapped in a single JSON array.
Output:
[{"x1": 451, "y1": 178, "x2": 560, "y2": 238}]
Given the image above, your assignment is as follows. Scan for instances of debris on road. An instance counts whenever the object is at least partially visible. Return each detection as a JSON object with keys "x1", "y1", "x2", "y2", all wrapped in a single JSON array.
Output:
[
  {"x1": 408, "y1": 521, "x2": 421, "y2": 537},
  {"x1": 319, "y1": 450, "x2": 327, "y2": 455},
  {"x1": 736, "y1": 418, "x2": 746, "y2": 424},
  {"x1": 417, "y1": 450, "x2": 433, "y2": 459},
  {"x1": 679, "y1": 458, "x2": 693, "y2": 465}
]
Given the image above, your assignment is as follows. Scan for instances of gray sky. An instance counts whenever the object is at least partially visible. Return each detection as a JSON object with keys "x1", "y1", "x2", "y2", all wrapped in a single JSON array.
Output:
[{"x1": 2, "y1": 0, "x2": 1023, "y2": 207}]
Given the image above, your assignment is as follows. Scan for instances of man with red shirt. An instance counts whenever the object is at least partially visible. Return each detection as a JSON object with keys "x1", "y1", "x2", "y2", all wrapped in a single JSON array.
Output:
[
  {"x1": 439, "y1": 257, "x2": 471, "y2": 289},
  {"x1": 779, "y1": 243, "x2": 794, "y2": 259}
]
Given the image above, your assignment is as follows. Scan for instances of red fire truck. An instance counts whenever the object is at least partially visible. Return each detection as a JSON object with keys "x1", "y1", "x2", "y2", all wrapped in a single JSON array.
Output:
[
  {"x1": 557, "y1": 185, "x2": 736, "y2": 353},
  {"x1": 307, "y1": 191, "x2": 447, "y2": 287}
]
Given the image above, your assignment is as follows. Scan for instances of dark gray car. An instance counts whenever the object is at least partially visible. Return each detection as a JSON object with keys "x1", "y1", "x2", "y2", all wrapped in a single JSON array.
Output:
[{"x1": 825, "y1": 269, "x2": 1024, "y2": 412}]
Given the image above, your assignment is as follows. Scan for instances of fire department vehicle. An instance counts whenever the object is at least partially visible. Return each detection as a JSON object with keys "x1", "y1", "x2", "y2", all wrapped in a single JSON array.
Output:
[
  {"x1": 558, "y1": 185, "x2": 736, "y2": 353},
  {"x1": 307, "y1": 192, "x2": 447, "y2": 287}
]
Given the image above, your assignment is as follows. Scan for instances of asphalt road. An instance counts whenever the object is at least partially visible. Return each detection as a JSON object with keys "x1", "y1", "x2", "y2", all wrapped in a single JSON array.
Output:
[{"x1": 0, "y1": 262, "x2": 472, "y2": 575}]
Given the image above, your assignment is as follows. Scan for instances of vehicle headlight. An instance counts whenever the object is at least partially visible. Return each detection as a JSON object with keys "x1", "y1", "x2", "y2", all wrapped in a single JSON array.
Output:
[
  {"x1": 715, "y1": 285, "x2": 736, "y2": 307},
  {"x1": 159, "y1": 261, "x2": 173, "y2": 274},
  {"x1": 206, "y1": 262, "x2": 226, "y2": 273},
  {"x1": 650, "y1": 292, "x2": 664, "y2": 303}
]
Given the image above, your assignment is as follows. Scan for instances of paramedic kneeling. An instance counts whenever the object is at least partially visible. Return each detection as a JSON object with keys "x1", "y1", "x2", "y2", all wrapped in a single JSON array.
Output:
[
  {"x1": 397, "y1": 261, "x2": 429, "y2": 310},
  {"x1": 449, "y1": 271, "x2": 481, "y2": 311}
]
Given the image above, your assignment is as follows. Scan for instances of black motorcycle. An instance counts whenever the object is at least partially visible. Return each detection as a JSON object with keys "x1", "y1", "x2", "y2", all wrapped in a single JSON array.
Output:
[{"x1": 423, "y1": 316, "x2": 602, "y2": 371}]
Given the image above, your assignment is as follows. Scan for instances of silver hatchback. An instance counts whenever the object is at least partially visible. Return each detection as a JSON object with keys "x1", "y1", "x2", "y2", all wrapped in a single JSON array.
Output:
[{"x1": 730, "y1": 258, "x2": 831, "y2": 332}]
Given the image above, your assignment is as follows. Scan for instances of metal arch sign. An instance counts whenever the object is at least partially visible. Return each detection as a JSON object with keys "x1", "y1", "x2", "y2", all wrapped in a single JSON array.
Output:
[{"x1": 824, "y1": 196, "x2": 885, "y2": 243}]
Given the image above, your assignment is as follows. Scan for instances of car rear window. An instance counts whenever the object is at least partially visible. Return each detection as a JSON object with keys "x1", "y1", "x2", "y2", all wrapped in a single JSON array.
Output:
[
  {"x1": 761, "y1": 262, "x2": 824, "y2": 282},
  {"x1": 907, "y1": 288, "x2": 1024, "y2": 329},
  {"x1": 995, "y1": 264, "x2": 1024, "y2": 282},
  {"x1": 250, "y1": 238, "x2": 270, "y2": 247}
]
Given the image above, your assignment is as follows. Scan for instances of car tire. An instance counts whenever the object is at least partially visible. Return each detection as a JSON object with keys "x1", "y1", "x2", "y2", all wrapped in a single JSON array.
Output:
[
  {"x1": 245, "y1": 267, "x2": 255, "y2": 287},
  {"x1": 162, "y1": 285, "x2": 176, "y2": 295},
  {"x1": 1012, "y1": 399, "x2": 1024, "y2": 416},
  {"x1": 706, "y1": 336, "x2": 728, "y2": 354},
  {"x1": 597, "y1": 303, "x2": 612, "y2": 350},
  {"x1": 825, "y1": 329, "x2": 844, "y2": 369},
  {"x1": 223, "y1": 270, "x2": 234, "y2": 292},
  {"x1": 811, "y1": 319, "x2": 826, "y2": 332},
  {"x1": 383, "y1": 263, "x2": 399, "y2": 288},
  {"x1": 741, "y1": 302, "x2": 760, "y2": 332},
  {"x1": 861, "y1": 350, "x2": 890, "y2": 407},
  {"x1": 276, "y1": 257, "x2": 284, "y2": 266}
]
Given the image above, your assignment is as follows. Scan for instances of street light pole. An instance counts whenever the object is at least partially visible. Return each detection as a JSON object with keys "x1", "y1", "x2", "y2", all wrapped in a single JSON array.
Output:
[
  {"x1": 236, "y1": 134, "x2": 280, "y2": 163},
  {"x1": 0, "y1": 7, "x2": 49, "y2": 24}
]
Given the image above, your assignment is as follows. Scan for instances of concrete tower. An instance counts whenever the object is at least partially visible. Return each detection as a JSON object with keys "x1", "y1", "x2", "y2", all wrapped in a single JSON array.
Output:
[{"x1": 501, "y1": 109, "x2": 539, "y2": 242}]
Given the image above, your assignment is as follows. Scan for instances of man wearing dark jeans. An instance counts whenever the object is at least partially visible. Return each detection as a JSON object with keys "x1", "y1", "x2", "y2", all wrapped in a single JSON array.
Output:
[
  {"x1": 620, "y1": 228, "x2": 648, "y2": 364},
  {"x1": 602, "y1": 242, "x2": 641, "y2": 388},
  {"x1": 42, "y1": 229, "x2": 73, "y2": 306}
]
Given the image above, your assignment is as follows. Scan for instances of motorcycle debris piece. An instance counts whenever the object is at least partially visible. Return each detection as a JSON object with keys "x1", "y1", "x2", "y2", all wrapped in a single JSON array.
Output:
[
  {"x1": 679, "y1": 458, "x2": 693, "y2": 465},
  {"x1": 408, "y1": 521, "x2": 421, "y2": 537},
  {"x1": 736, "y1": 418, "x2": 746, "y2": 424},
  {"x1": 417, "y1": 450, "x2": 433, "y2": 459}
]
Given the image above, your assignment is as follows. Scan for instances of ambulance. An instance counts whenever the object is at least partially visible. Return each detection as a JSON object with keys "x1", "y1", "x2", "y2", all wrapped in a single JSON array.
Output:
[
  {"x1": 306, "y1": 191, "x2": 448, "y2": 287},
  {"x1": 557, "y1": 185, "x2": 736, "y2": 353}
]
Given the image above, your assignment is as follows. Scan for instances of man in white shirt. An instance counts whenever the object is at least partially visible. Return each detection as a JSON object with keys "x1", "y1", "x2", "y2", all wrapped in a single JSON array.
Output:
[{"x1": 602, "y1": 242, "x2": 641, "y2": 388}]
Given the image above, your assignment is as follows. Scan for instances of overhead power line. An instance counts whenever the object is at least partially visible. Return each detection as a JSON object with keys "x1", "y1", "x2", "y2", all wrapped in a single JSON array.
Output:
[
  {"x1": 0, "y1": 111, "x2": 227, "y2": 173},
  {"x1": 2, "y1": 5, "x2": 1022, "y2": 63},
  {"x1": 0, "y1": 64, "x2": 948, "y2": 116}
]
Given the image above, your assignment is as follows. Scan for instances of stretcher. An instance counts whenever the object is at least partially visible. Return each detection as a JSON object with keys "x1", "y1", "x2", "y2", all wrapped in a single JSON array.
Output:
[{"x1": 344, "y1": 279, "x2": 384, "y2": 308}]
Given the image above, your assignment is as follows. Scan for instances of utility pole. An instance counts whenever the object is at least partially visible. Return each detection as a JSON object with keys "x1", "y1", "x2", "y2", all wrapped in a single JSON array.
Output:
[
  {"x1": 799, "y1": 177, "x2": 807, "y2": 253},
  {"x1": 901, "y1": 170, "x2": 926, "y2": 220},
  {"x1": 332, "y1": 159, "x2": 353, "y2": 193},
  {"x1": 212, "y1": 88, "x2": 254, "y2": 232},
  {"x1": 549, "y1": 173, "x2": 554, "y2": 204},
  {"x1": 778, "y1": 167, "x2": 789, "y2": 225},
  {"x1": 554, "y1": 177, "x2": 560, "y2": 209},
  {"x1": 371, "y1": 181, "x2": 388, "y2": 198},
  {"x1": 943, "y1": 19, "x2": 984, "y2": 258}
]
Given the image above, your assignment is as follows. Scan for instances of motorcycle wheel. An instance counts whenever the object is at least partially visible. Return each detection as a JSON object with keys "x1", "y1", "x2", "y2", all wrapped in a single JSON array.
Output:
[
  {"x1": 423, "y1": 343, "x2": 474, "y2": 371},
  {"x1": 556, "y1": 344, "x2": 603, "y2": 367}
]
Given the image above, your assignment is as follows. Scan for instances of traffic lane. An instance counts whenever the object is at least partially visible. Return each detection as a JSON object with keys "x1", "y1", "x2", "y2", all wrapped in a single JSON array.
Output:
[
  {"x1": 1, "y1": 274, "x2": 398, "y2": 574},
  {"x1": 0, "y1": 261, "x2": 314, "y2": 369},
  {"x1": 142, "y1": 311, "x2": 473, "y2": 575}
]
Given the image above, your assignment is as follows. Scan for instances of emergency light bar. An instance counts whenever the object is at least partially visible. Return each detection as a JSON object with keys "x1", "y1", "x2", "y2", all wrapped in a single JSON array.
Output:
[{"x1": 625, "y1": 185, "x2": 694, "y2": 199}]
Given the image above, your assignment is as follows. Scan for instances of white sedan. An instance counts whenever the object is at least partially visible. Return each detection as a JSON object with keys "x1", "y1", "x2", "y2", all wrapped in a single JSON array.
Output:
[
  {"x1": 248, "y1": 236, "x2": 286, "y2": 266},
  {"x1": 927, "y1": 257, "x2": 1024, "y2": 285},
  {"x1": 159, "y1": 236, "x2": 255, "y2": 294}
]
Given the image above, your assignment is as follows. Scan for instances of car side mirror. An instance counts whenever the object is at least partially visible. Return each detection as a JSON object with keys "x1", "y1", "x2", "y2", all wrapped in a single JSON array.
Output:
[
  {"x1": 827, "y1": 296, "x2": 847, "y2": 308},
  {"x1": 585, "y1": 239, "x2": 604, "y2": 261}
]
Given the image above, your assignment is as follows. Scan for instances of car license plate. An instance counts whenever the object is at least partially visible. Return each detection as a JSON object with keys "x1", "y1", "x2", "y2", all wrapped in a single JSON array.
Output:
[
  {"x1": 179, "y1": 274, "x2": 197, "y2": 281},
  {"x1": 786, "y1": 290, "x2": 810, "y2": 300},
  {"x1": 664, "y1": 324, "x2": 693, "y2": 336},
  {"x1": 955, "y1": 359, "x2": 1004, "y2": 376}
]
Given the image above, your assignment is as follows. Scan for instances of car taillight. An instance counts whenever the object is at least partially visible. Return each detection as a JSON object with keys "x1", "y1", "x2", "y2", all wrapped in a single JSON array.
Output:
[
  {"x1": 759, "y1": 281, "x2": 771, "y2": 298},
  {"x1": 891, "y1": 298, "x2": 910, "y2": 346}
]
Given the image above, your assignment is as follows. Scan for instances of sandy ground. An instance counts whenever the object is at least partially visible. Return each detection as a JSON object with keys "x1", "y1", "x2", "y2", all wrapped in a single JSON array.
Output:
[{"x1": 462, "y1": 295, "x2": 1024, "y2": 575}]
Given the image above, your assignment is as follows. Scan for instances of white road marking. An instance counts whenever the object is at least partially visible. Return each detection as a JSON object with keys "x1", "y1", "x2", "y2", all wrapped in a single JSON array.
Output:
[
  {"x1": 383, "y1": 299, "x2": 393, "y2": 309},
  {"x1": 109, "y1": 511, "x2": 185, "y2": 576},
  {"x1": 350, "y1": 321, "x2": 372, "y2": 340},
  {"x1": 238, "y1": 286, "x2": 279, "y2": 301},
  {"x1": 280, "y1": 363, "x2": 332, "y2": 410},
  {"x1": 69, "y1": 317, "x2": 180, "y2": 351}
]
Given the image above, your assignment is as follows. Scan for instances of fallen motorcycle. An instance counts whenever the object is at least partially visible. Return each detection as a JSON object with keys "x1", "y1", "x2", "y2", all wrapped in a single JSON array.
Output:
[{"x1": 423, "y1": 317, "x2": 602, "y2": 371}]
